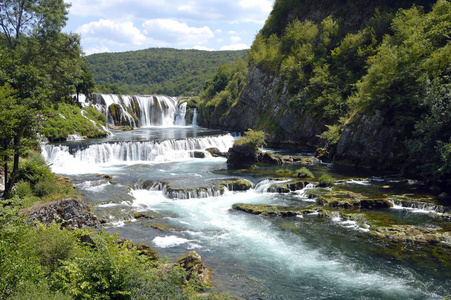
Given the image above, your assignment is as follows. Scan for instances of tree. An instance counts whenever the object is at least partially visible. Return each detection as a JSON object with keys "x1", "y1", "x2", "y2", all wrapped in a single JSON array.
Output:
[{"x1": 0, "y1": 0, "x2": 84, "y2": 197}]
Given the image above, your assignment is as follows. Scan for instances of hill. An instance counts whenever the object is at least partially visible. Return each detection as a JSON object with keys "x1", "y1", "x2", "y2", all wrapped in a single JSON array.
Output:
[
  {"x1": 85, "y1": 48, "x2": 247, "y2": 96},
  {"x1": 197, "y1": 0, "x2": 451, "y2": 188}
]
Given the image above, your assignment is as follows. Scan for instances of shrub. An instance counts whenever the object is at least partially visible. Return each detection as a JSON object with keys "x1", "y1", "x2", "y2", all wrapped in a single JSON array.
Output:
[
  {"x1": 235, "y1": 129, "x2": 267, "y2": 150},
  {"x1": 295, "y1": 167, "x2": 314, "y2": 178},
  {"x1": 318, "y1": 174, "x2": 336, "y2": 187}
]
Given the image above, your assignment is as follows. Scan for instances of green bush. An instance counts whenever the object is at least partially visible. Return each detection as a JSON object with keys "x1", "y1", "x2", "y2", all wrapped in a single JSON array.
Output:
[
  {"x1": 235, "y1": 129, "x2": 267, "y2": 150},
  {"x1": 295, "y1": 167, "x2": 314, "y2": 178},
  {"x1": 318, "y1": 174, "x2": 336, "y2": 187}
]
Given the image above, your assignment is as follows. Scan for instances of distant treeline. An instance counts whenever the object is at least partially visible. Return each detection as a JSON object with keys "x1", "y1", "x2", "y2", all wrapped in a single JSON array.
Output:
[{"x1": 85, "y1": 48, "x2": 247, "y2": 96}]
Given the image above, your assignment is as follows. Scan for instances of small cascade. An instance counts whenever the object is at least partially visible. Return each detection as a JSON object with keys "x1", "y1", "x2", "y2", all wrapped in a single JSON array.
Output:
[
  {"x1": 192, "y1": 108, "x2": 198, "y2": 127},
  {"x1": 133, "y1": 179, "x2": 225, "y2": 200},
  {"x1": 164, "y1": 186, "x2": 224, "y2": 200},
  {"x1": 41, "y1": 134, "x2": 235, "y2": 172},
  {"x1": 254, "y1": 179, "x2": 290, "y2": 193},
  {"x1": 389, "y1": 199, "x2": 450, "y2": 215}
]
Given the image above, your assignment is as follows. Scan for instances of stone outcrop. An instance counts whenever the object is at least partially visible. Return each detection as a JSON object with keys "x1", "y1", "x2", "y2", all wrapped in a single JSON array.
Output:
[
  {"x1": 177, "y1": 251, "x2": 213, "y2": 285},
  {"x1": 316, "y1": 190, "x2": 393, "y2": 209},
  {"x1": 22, "y1": 198, "x2": 102, "y2": 230},
  {"x1": 206, "y1": 147, "x2": 227, "y2": 157}
]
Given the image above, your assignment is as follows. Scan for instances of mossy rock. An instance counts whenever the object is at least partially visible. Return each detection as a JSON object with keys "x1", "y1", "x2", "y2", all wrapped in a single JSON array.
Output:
[
  {"x1": 134, "y1": 242, "x2": 159, "y2": 261},
  {"x1": 148, "y1": 223, "x2": 185, "y2": 232},
  {"x1": 219, "y1": 179, "x2": 252, "y2": 191},
  {"x1": 206, "y1": 147, "x2": 227, "y2": 157},
  {"x1": 132, "y1": 210, "x2": 164, "y2": 219},
  {"x1": 177, "y1": 251, "x2": 213, "y2": 286},
  {"x1": 316, "y1": 190, "x2": 392, "y2": 209},
  {"x1": 232, "y1": 203, "x2": 304, "y2": 217}
]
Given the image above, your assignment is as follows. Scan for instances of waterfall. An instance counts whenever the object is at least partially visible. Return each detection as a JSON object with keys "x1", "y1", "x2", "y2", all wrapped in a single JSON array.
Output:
[
  {"x1": 389, "y1": 199, "x2": 450, "y2": 215},
  {"x1": 41, "y1": 134, "x2": 235, "y2": 173},
  {"x1": 192, "y1": 108, "x2": 198, "y2": 127},
  {"x1": 88, "y1": 94, "x2": 190, "y2": 128}
]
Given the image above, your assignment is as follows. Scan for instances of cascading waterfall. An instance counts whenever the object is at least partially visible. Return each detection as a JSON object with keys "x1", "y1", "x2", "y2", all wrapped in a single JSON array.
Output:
[
  {"x1": 87, "y1": 94, "x2": 192, "y2": 128},
  {"x1": 192, "y1": 108, "x2": 198, "y2": 127},
  {"x1": 41, "y1": 134, "x2": 235, "y2": 173}
]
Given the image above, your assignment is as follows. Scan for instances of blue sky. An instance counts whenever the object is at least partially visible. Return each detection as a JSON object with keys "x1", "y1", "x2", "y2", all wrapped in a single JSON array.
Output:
[{"x1": 63, "y1": 0, "x2": 274, "y2": 55}]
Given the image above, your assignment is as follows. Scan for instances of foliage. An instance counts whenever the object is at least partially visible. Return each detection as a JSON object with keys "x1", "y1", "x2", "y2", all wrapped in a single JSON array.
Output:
[
  {"x1": 40, "y1": 103, "x2": 108, "y2": 142},
  {"x1": 86, "y1": 48, "x2": 246, "y2": 96},
  {"x1": 200, "y1": 0, "x2": 451, "y2": 186},
  {"x1": 198, "y1": 59, "x2": 248, "y2": 125},
  {"x1": 235, "y1": 129, "x2": 267, "y2": 150},
  {"x1": 0, "y1": 0, "x2": 92, "y2": 197},
  {"x1": 295, "y1": 167, "x2": 314, "y2": 178},
  {"x1": 318, "y1": 174, "x2": 336, "y2": 187}
]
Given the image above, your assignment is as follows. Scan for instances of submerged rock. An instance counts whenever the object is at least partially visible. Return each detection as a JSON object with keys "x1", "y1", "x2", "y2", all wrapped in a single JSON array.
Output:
[{"x1": 22, "y1": 198, "x2": 102, "y2": 230}]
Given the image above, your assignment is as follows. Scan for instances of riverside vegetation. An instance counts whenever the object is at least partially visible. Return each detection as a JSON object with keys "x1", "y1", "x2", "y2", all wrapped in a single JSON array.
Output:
[{"x1": 0, "y1": 1, "x2": 227, "y2": 299}]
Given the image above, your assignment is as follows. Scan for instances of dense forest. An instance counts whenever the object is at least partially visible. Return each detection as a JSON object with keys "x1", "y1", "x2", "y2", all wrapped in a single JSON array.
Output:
[
  {"x1": 86, "y1": 48, "x2": 247, "y2": 96},
  {"x1": 197, "y1": 0, "x2": 451, "y2": 188}
]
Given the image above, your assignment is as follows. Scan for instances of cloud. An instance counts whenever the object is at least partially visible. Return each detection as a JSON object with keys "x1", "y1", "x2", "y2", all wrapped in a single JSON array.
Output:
[
  {"x1": 220, "y1": 43, "x2": 249, "y2": 50},
  {"x1": 192, "y1": 45, "x2": 215, "y2": 51},
  {"x1": 77, "y1": 19, "x2": 147, "y2": 46},
  {"x1": 230, "y1": 36, "x2": 241, "y2": 43},
  {"x1": 142, "y1": 19, "x2": 214, "y2": 46},
  {"x1": 84, "y1": 46, "x2": 110, "y2": 55},
  {"x1": 67, "y1": 0, "x2": 273, "y2": 24}
]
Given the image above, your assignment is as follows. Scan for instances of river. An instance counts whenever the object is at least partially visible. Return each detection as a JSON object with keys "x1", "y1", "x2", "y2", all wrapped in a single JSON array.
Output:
[{"x1": 41, "y1": 126, "x2": 450, "y2": 299}]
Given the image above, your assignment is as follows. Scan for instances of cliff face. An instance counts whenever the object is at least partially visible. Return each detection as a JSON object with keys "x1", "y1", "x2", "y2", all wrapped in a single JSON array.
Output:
[{"x1": 203, "y1": 66, "x2": 326, "y2": 147}]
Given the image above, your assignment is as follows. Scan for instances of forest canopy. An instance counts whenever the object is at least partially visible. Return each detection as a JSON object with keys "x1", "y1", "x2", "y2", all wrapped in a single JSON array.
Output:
[{"x1": 85, "y1": 48, "x2": 247, "y2": 96}]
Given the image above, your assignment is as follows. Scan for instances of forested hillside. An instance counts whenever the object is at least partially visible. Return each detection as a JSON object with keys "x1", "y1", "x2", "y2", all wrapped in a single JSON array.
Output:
[
  {"x1": 197, "y1": 0, "x2": 451, "y2": 188},
  {"x1": 86, "y1": 48, "x2": 247, "y2": 96}
]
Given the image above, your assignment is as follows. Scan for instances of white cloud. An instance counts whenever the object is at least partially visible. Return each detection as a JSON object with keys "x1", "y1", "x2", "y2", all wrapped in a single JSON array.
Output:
[
  {"x1": 77, "y1": 19, "x2": 147, "y2": 46},
  {"x1": 84, "y1": 46, "x2": 110, "y2": 55},
  {"x1": 220, "y1": 43, "x2": 249, "y2": 50},
  {"x1": 239, "y1": 0, "x2": 272, "y2": 12},
  {"x1": 192, "y1": 45, "x2": 215, "y2": 51},
  {"x1": 228, "y1": 30, "x2": 238, "y2": 35},
  {"x1": 142, "y1": 19, "x2": 214, "y2": 46},
  {"x1": 230, "y1": 36, "x2": 241, "y2": 43}
]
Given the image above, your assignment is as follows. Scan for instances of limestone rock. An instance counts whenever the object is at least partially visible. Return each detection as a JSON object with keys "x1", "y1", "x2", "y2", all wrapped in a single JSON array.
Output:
[
  {"x1": 177, "y1": 251, "x2": 212, "y2": 285},
  {"x1": 23, "y1": 198, "x2": 102, "y2": 230},
  {"x1": 206, "y1": 147, "x2": 227, "y2": 157}
]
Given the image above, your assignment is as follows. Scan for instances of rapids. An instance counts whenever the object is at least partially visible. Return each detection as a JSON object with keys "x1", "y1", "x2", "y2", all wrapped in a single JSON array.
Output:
[{"x1": 42, "y1": 127, "x2": 450, "y2": 299}]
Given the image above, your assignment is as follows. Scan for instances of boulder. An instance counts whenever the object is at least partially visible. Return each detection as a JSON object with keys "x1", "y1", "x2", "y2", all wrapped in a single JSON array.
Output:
[
  {"x1": 227, "y1": 144, "x2": 260, "y2": 169},
  {"x1": 22, "y1": 198, "x2": 102, "y2": 230},
  {"x1": 219, "y1": 179, "x2": 252, "y2": 191},
  {"x1": 177, "y1": 251, "x2": 212, "y2": 285},
  {"x1": 206, "y1": 147, "x2": 227, "y2": 157},
  {"x1": 193, "y1": 151, "x2": 206, "y2": 158}
]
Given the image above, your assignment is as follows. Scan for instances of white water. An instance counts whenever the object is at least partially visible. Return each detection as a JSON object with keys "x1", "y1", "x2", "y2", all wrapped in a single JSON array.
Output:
[
  {"x1": 96, "y1": 94, "x2": 188, "y2": 127},
  {"x1": 126, "y1": 187, "x2": 436, "y2": 299},
  {"x1": 41, "y1": 134, "x2": 235, "y2": 174}
]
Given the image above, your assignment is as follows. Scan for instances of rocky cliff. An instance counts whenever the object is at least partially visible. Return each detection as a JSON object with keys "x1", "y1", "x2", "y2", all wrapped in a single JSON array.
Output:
[
  {"x1": 198, "y1": 0, "x2": 449, "y2": 178},
  {"x1": 203, "y1": 66, "x2": 327, "y2": 147}
]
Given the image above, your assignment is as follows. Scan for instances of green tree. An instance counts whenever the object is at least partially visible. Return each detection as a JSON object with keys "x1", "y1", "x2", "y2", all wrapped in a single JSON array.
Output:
[{"x1": 0, "y1": 0, "x2": 85, "y2": 197}]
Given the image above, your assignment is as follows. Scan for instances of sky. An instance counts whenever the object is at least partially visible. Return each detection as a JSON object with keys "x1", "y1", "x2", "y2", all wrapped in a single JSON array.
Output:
[{"x1": 62, "y1": 0, "x2": 275, "y2": 56}]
